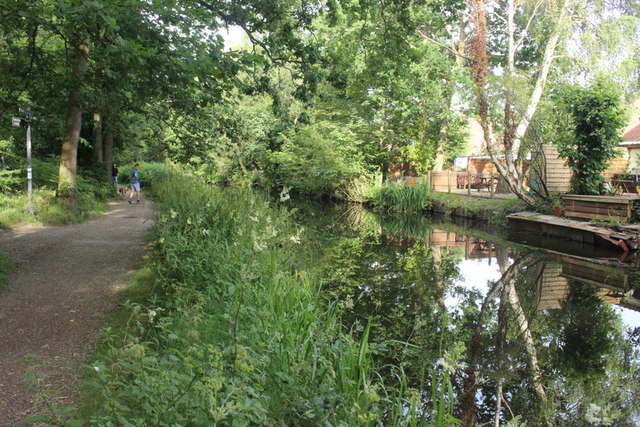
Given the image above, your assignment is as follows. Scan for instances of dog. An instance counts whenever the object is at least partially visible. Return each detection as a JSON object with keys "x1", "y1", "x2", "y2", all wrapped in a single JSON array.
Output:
[{"x1": 117, "y1": 184, "x2": 129, "y2": 199}]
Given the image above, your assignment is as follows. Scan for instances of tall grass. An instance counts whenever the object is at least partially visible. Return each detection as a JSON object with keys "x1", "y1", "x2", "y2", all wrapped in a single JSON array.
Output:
[
  {"x1": 76, "y1": 167, "x2": 423, "y2": 425},
  {"x1": 371, "y1": 181, "x2": 432, "y2": 213}
]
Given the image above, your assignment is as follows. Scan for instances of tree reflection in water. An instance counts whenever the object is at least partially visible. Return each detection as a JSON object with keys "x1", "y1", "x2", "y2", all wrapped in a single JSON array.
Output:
[{"x1": 290, "y1": 202, "x2": 640, "y2": 426}]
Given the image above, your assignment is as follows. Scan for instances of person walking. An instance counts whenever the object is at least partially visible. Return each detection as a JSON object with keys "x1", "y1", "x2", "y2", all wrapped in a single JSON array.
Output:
[
  {"x1": 128, "y1": 163, "x2": 141, "y2": 204},
  {"x1": 111, "y1": 163, "x2": 119, "y2": 188}
]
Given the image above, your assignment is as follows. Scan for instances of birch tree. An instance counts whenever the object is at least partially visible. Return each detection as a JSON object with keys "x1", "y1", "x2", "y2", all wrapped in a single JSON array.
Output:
[{"x1": 469, "y1": 0, "x2": 574, "y2": 205}]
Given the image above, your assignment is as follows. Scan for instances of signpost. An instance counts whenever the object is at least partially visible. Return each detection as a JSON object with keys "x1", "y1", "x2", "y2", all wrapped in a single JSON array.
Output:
[{"x1": 13, "y1": 106, "x2": 35, "y2": 215}]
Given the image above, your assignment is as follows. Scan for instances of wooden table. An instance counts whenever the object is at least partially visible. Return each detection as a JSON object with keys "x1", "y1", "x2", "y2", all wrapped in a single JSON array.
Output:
[{"x1": 611, "y1": 179, "x2": 634, "y2": 194}]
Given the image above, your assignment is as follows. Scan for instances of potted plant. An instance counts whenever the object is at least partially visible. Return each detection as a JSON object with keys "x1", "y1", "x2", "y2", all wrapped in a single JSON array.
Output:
[{"x1": 552, "y1": 195, "x2": 563, "y2": 217}]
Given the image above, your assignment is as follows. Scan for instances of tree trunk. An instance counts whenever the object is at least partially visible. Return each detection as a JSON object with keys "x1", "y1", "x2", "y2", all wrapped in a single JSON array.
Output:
[
  {"x1": 432, "y1": 23, "x2": 466, "y2": 173},
  {"x1": 92, "y1": 108, "x2": 103, "y2": 165},
  {"x1": 57, "y1": 29, "x2": 90, "y2": 207},
  {"x1": 378, "y1": 98, "x2": 387, "y2": 185},
  {"x1": 103, "y1": 120, "x2": 114, "y2": 181}
]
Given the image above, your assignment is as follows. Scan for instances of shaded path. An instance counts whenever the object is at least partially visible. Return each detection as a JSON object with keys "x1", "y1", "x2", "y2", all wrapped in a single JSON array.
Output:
[{"x1": 0, "y1": 201, "x2": 155, "y2": 425}]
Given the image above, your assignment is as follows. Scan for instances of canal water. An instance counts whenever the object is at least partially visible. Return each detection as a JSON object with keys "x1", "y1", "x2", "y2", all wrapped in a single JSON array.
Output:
[{"x1": 290, "y1": 201, "x2": 640, "y2": 425}]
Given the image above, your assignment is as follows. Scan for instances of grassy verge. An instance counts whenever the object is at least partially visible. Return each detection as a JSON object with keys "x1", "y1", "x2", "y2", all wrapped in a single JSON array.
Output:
[
  {"x1": 0, "y1": 159, "x2": 113, "y2": 228},
  {"x1": 0, "y1": 252, "x2": 14, "y2": 290},
  {"x1": 429, "y1": 192, "x2": 527, "y2": 227},
  {"x1": 352, "y1": 179, "x2": 526, "y2": 227},
  {"x1": 72, "y1": 167, "x2": 430, "y2": 425}
]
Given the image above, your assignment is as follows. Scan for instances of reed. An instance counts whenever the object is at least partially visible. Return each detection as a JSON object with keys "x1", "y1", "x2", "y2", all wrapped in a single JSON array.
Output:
[{"x1": 371, "y1": 181, "x2": 432, "y2": 213}]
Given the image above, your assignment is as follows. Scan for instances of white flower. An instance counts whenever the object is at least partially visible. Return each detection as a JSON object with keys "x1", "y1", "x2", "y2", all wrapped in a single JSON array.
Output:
[
  {"x1": 186, "y1": 218, "x2": 192, "y2": 225},
  {"x1": 279, "y1": 186, "x2": 291, "y2": 202},
  {"x1": 170, "y1": 209, "x2": 178, "y2": 219},
  {"x1": 93, "y1": 366, "x2": 100, "y2": 372},
  {"x1": 249, "y1": 216, "x2": 259, "y2": 222},
  {"x1": 159, "y1": 237, "x2": 165, "y2": 244},
  {"x1": 201, "y1": 229, "x2": 210, "y2": 236},
  {"x1": 289, "y1": 235, "x2": 301, "y2": 244}
]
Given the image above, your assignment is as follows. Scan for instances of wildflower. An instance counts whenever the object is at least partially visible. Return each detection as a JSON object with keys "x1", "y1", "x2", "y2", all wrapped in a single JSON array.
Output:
[
  {"x1": 159, "y1": 237, "x2": 165, "y2": 244},
  {"x1": 249, "y1": 216, "x2": 259, "y2": 222},
  {"x1": 279, "y1": 186, "x2": 291, "y2": 202},
  {"x1": 289, "y1": 235, "x2": 301, "y2": 244},
  {"x1": 170, "y1": 209, "x2": 178, "y2": 219},
  {"x1": 202, "y1": 229, "x2": 210, "y2": 236},
  {"x1": 93, "y1": 366, "x2": 100, "y2": 372},
  {"x1": 186, "y1": 218, "x2": 192, "y2": 225}
]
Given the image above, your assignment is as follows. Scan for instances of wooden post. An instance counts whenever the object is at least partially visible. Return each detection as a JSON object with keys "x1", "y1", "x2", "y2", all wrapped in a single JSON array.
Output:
[
  {"x1": 447, "y1": 170, "x2": 451, "y2": 193},
  {"x1": 467, "y1": 170, "x2": 471, "y2": 195}
]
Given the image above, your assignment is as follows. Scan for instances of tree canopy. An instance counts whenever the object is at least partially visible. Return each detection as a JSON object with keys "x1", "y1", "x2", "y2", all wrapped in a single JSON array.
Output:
[{"x1": 0, "y1": 0, "x2": 639, "y2": 203}]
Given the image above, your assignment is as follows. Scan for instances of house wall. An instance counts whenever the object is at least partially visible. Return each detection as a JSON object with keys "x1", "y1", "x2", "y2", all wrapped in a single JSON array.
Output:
[
  {"x1": 604, "y1": 149, "x2": 628, "y2": 180},
  {"x1": 542, "y1": 144, "x2": 629, "y2": 192},
  {"x1": 629, "y1": 148, "x2": 640, "y2": 172},
  {"x1": 468, "y1": 158, "x2": 497, "y2": 175},
  {"x1": 542, "y1": 145, "x2": 572, "y2": 193}
]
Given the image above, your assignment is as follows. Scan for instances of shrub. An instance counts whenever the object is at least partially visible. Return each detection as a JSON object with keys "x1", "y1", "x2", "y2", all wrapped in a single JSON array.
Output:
[{"x1": 555, "y1": 79, "x2": 627, "y2": 195}]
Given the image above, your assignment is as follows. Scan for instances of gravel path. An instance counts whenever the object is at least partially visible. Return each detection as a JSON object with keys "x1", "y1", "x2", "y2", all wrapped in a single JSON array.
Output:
[{"x1": 0, "y1": 200, "x2": 156, "y2": 426}]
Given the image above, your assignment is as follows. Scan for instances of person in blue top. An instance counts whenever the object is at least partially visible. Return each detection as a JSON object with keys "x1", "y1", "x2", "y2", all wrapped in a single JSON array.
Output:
[{"x1": 128, "y1": 163, "x2": 141, "y2": 204}]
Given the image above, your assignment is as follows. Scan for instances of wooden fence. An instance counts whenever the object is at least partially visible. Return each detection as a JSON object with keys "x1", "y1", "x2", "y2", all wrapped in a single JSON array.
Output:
[{"x1": 425, "y1": 171, "x2": 506, "y2": 196}]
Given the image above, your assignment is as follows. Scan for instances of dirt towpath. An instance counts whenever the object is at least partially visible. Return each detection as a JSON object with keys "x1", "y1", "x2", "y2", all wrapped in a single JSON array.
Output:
[{"x1": 0, "y1": 200, "x2": 156, "y2": 426}]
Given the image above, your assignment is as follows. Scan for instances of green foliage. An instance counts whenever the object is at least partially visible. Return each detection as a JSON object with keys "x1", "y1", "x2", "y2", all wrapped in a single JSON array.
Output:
[
  {"x1": 269, "y1": 120, "x2": 366, "y2": 198},
  {"x1": 429, "y1": 192, "x2": 527, "y2": 227},
  {"x1": 370, "y1": 181, "x2": 432, "y2": 213},
  {"x1": 0, "y1": 157, "x2": 110, "y2": 227},
  {"x1": 552, "y1": 282, "x2": 617, "y2": 377},
  {"x1": 75, "y1": 168, "x2": 422, "y2": 425},
  {"x1": 555, "y1": 79, "x2": 627, "y2": 195}
]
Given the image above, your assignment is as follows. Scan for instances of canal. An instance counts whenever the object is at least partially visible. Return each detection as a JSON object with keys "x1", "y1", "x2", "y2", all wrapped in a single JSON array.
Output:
[{"x1": 291, "y1": 201, "x2": 640, "y2": 425}]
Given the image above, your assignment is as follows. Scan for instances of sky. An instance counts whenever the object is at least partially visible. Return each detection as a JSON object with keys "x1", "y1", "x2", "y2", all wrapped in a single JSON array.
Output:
[
  {"x1": 451, "y1": 256, "x2": 640, "y2": 330},
  {"x1": 221, "y1": 25, "x2": 246, "y2": 50}
]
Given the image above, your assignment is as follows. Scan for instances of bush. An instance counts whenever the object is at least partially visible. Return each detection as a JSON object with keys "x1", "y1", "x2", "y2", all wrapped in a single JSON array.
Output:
[
  {"x1": 267, "y1": 122, "x2": 366, "y2": 198},
  {"x1": 555, "y1": 79, "x2": 627, "y2": 195}
]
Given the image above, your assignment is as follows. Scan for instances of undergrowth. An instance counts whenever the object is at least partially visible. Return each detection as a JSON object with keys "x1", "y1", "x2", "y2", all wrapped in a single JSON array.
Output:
[
  {"x1": 72, "y1": 167, "x2": 446, "y2": 425},
  {"x1": 0, "y1": 158, "x2": 112, "y2": 228}
]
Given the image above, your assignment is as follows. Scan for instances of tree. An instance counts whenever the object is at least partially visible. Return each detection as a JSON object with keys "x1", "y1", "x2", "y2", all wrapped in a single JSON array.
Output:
[
  {"x1": 468, "y1": 0, "x2": 575, "y2": 205},
  {"x1": 467, "y1": 0, "x2": 640, "y2": 205}
]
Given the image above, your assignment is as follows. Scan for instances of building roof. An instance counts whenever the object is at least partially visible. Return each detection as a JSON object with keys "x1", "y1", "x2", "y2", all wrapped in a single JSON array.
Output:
[{"x1": 622, "y1": 123, "x2": 640, "y2": 143}]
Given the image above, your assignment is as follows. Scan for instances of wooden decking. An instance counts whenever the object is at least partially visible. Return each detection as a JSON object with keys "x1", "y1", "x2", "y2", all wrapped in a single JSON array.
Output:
[
  {"x1": 508, "y1": 211, "x2": 640, "y2": 252},
  {"x1": 562, "y1": 194, "x2": 640, "y2": 222}
]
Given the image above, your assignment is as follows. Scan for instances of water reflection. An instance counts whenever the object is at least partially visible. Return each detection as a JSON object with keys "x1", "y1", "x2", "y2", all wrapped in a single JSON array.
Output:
[{"x1": 291, "y1": 202, "x2": 640, "y2": 425}]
